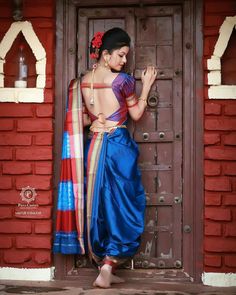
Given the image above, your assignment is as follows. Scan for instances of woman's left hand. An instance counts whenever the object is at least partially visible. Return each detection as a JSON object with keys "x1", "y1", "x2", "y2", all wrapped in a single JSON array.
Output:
[{"x1": 141, "y1": 66, "x2": 158, "y2": 90}]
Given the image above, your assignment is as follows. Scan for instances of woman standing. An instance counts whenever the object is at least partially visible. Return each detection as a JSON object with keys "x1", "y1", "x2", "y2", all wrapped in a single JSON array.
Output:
[{"x1": 54, "y1": 27, "x2": 157, "y2": 288}]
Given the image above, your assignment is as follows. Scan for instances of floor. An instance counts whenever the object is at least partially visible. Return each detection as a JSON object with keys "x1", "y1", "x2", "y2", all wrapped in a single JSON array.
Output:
[{"x1": 0, "y1": 269, "x2": 236, "y2": 295}]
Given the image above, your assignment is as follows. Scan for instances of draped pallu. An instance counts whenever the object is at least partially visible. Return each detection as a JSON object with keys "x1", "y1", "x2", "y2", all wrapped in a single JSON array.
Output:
[{"x1": 54, "y1": 74, "x2": 146, "y2": 262}]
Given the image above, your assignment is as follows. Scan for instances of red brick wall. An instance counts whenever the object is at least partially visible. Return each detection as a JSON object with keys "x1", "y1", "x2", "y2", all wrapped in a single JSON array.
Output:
[
  {"x1": 0, "y1": 0, "x2": 55, "y2": 268},
  {"x1": 204, "y1": 0, "x2": 236, "y2": 272}
]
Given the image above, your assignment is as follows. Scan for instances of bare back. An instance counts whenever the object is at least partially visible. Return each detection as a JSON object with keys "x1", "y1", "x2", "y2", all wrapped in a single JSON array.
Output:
[{"x1": 81, "y1": 68, "x2": 121, "y2": 130}]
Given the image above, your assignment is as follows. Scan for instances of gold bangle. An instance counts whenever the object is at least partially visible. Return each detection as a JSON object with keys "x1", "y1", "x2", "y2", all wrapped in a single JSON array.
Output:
[{"x1": 139, "y1": 98, "x2": 147, "y2": 105}]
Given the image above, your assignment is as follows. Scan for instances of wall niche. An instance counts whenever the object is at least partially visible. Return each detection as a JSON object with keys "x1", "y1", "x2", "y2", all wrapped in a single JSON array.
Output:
[{"x1": 0, "y1": 21, "x2": 46, "y2": 103}]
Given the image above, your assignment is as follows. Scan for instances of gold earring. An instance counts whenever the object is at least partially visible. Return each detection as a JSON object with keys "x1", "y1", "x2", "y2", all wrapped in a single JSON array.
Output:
[{"x1": 105, "y1": 59, "x2": 109, "y2": 67}]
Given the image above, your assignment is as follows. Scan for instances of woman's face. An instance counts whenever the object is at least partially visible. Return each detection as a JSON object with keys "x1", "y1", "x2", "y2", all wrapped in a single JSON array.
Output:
[{"x1": 108, "y1": 46, "x2": 129, "y2": 71}]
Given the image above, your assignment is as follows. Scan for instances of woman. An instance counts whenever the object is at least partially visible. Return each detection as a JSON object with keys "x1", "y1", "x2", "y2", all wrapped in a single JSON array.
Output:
[{"x1": 54, "y1": 27, "x2": 157, "y2": 288}]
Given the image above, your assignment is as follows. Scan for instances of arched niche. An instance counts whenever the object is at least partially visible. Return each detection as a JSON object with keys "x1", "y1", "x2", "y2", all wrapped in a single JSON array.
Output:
[
  {"x1": 207, "y1": 16, "x2": 236, "y2": 99},
  {"x1": 0, "y1": 21, "x2": 46, "y2": 103}
]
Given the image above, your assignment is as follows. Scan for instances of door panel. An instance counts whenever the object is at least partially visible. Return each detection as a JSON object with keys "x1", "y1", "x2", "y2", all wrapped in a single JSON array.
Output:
[
  {"x1": 132, "y1": 6, "x2": 182, "y2": 269},
  {"x1": 77, "y1": 5, "x2": 182, "y2": 269}
]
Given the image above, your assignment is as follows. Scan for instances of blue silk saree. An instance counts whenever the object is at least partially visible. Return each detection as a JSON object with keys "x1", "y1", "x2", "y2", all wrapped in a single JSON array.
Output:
[{"x1": 54, "y1": 73, "x2": 146, "y2": 263}]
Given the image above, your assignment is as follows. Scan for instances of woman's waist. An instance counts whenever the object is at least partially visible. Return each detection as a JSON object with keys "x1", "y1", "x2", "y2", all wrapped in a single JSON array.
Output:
[{"x1": 89, "y1": 124, "x2": 127, "y2": 133}]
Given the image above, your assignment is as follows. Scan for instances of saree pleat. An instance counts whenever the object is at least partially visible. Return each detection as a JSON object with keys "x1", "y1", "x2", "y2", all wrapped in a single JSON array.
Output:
[{"x1": 86, "y1": 128, "x2": 146, "y2": 261}]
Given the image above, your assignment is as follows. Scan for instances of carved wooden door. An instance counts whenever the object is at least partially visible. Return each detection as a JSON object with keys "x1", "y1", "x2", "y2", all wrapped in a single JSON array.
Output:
[{"x1": 77, "y1": 5, "x2": 182, "y2": 269}]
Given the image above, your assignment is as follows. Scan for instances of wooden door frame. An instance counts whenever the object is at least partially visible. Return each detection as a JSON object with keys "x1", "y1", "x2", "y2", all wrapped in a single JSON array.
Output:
[{"x1": 54, "y1": 0, "x2": 203, "y2": 282}]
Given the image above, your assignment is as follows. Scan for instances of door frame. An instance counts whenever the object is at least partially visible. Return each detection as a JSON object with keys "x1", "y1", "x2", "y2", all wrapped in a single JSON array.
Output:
[{"x1": 54, "y1": 0, "x2": 203, "y2": 282}]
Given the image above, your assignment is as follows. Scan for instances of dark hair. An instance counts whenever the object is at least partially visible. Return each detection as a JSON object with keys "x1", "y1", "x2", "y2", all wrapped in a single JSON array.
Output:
[{"x1": 90, "y1": 27, "x2": 131, "y2": 60}]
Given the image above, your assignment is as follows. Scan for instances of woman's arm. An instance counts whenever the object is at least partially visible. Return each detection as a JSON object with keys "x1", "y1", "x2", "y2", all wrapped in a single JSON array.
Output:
[{"x1": 127, "y1": 66, "x2": 157, "y2": 121}]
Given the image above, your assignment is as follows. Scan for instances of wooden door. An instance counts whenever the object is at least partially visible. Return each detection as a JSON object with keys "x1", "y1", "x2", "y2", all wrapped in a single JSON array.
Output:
[{"x1": 76, "y1": 5, "x2": 183, "y2": 269}]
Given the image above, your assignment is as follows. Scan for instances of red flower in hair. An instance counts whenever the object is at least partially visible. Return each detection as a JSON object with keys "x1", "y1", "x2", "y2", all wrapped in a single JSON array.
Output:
[
  {"x1": 91, "y1": 32, "x2": 104, "y2": 48},
  {"x1": 90, "y1": 32, "x2": 104, "y2": 59},
  {"x1": 90, "y1": 52, "x2": 99, "y2": 59}
]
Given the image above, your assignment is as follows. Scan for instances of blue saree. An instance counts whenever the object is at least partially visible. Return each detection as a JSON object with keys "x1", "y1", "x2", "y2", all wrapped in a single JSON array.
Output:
[
  {"x1": 85, "y1": 127, "x2": 146, "y2": 261},
  {"x1": 54, "y1": 73, "x2": 146, "y2": 263}
]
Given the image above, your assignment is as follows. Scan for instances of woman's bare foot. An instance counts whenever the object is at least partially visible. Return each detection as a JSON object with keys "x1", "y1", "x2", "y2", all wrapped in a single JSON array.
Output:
[
  {"x1": 93, "y1": 264, "x2": 112, "y2": 288},
  {"x1": 93, "y1": 264, "x2": 125, "y2": 288}
]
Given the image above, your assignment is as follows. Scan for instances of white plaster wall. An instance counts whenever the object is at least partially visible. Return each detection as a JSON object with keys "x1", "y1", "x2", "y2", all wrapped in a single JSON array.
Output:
[
  {"x1": 207, "y1": 16, "x2": 236, "y2": 99},
  {"x1": 202, "y1": 272, "x2": 236, "y2": 287},
  {"x1": 0, "y1": 267, "x2": 54, "y2": 281}
]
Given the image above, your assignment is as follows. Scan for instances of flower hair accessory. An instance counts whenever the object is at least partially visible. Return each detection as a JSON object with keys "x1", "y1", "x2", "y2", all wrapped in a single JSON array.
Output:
[{"x1": 90, "y1": 32, "x2": 104, "y2": 59}]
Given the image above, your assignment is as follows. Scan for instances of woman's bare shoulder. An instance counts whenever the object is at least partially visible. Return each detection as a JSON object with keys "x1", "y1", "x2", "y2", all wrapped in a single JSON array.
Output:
[{"x1": 81, "y1": 70, "x2": 92, "y2": 83}]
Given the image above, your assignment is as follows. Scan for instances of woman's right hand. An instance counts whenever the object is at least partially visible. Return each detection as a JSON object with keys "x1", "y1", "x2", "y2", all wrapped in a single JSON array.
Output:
[{"x1": 141, "y1": 66, "x2": 157, "y2": 90}]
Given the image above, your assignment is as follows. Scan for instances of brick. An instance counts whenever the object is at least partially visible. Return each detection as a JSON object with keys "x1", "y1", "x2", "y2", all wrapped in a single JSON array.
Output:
[
  {"x1": 232, "y1": 177, "x2": 236, "y2": 191},
  {"x1": 205, "y1": 103, "x2": 221, "y2": 115},
  {"x1": 205, "y1": 176, "x2": 231, "y2": 191},
  {"x1": 205, "y1": 2, "x2": 236, "y2": 14},
  {"x1": 205, "y1": 221, "x2": 221, "y2": 236},
  {"x1": 204, "y1": 27, "x2": 221, "y2": 37},
  {"x1": 223, "y1": 194, "x2": 236, "y2": 206},
  {"x1": 204, "y1": 133, "x2": 221, "y2": 145},
  {"x1": 205, "y1": 207, "x2": 231, "y2": 221},
  {"x1": 44, "y1": 89, "x2": 54, "y2": 103},
  {"x1": 0, "y1": 134, "x2": 32, "y2": 146},
  {"x1": 16, "y1": 147, "x2": 53, "y2": 160},
  {"x1": 223, "y1": 133, "x2": 236, "y2": 145},
  {"x1": 34, "y1": 251, "x2": 51, "y2": 264},
  {"x1": 31, "y1": 19, "x2": 54, "y2": 29},
  {"x1": 45, "y1": 76, "x2": 53, "y2": 89},
  {"x1": 16, "y1": 236, "x2": 51, "y2": 249},
  {"x1": 36, "y1": 191, "x2": 53, "y2": 205},
  {"x1": 204, "y1": 15, "x2": 226, "y2": 27},
  {"x1": 0, "y1": 237, "x2": 12, "y2": 248},
  {"x1": 24, "y1": 5, "x2": 54, "y2": 18},
  {"x1": 0, "y1": 221, "x2": 31, "y2": 233},
  {"x1": 36, "y1": 30, "x2": 54, "y2": 55},
  {"x1": 225, "y1": 104, "x2": 236, "y2": 116},
  {"x1": 17, "y1": 119, "x2": 53, "y2": 132},
  {"x1": 204, "y1": 160, "x2": 221, "y2": 176},
  {"x1": 205, "y1": 147, "x2": 236, "y2": 160},
  {"x1": 204, "y1": 36, "x2": 217, "y2": 56},
  {"x1": 0, "y1": 176, "x2": 12, "y2": 189},
  {"x1": 0, "y1": 207, "x2": 12, "y2": 219},
  {"x1": 35, "y1": 162, "x2": 53, "y2": 175},
  {"x1": 205, "y1": 118, "x2": 236, "y2": 131},
  {"x1": 205, "y1": 192, "x2": 221, "y2": 206},
  {"x1": 3, "y1": 250, "x2": 32, "y2": 264},
  {"x1": 204, "y1": 72, "x2": 208, "y2": 86},
  {"x1": 225, "y1": 224, "x2": 236, "y2": 237},
  {"x1": 0, "y1": 5, "x2": 11, "y2": 18},
  {"x1": 15, "y1": 175, "x2": 52, "y2": 190},
  {"x1": 15, "y1": 206, "x2": 52, "y2": 219},
  {"x1": 0, "y1": 190, "x2": 21, "y2": 205},
  {"x1": 225, "y1": 256, "x2": 236, "y2": 267},
  {"x1": 224, "y1": 162, "x2": 236, "y2": 175},
  {"x1": 204, "y1": 255, "x2": 222, "y2": 267},
  {"x1": 46, "y1": 62, "x2": 54, "y2": 75},
  {"x1": 205, "y1": 237, "x2": 236, "y2": 252},
  {"x1": 3, "y1": 162, "x2": 32, "y2": 175},
  {"x1": 34, "y1": 221, "x2": 52, "y2": 234},
  {"x1": 0, "y1": 104, "x2": 33, "y2": 117},
  {"x1": 0, "y1": 119, "x2": 14, "y2": 131},
  {"x1": 0, "y1": 148, "x2": 13, "y2": 160},
  {"x1": 34, "y1": 133, "x2": 53, "y2": 145},
  {"x1": 204, "y1": 87, "x2": 209, "y2": 99},
  {"x1": 36, "y1": 104, "x2": 53, "y2": 117}
]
